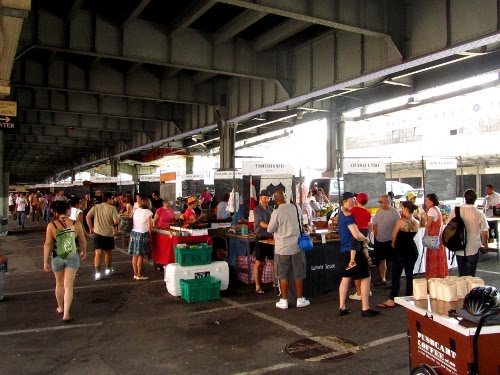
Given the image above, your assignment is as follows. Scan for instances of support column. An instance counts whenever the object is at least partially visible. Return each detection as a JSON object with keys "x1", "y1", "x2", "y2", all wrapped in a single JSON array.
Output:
[
  {"x1": 337, "y1": 119, "x2": 345, "y2": 177},
  {"x1": 185, "y1": 153, "x2": 194, "y2": 174},
  {"x1": 132, "y1": 164, "x2": 140, "y2": 194},
  {"x1": 218, "y1": 120, "x2": 237, "y2": 170},
  {"x1": 322, "y1": 111, "x2": 340, "y2": 178},
  {"x1": 110, "y1": 157, "x2": 118, "y2": 177}
]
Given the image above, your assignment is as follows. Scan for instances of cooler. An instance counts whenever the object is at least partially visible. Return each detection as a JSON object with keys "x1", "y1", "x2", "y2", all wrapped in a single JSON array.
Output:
[
  {"x1": 164, "y1": 261, "x2": 229, "y2": 297},
  {"x1": 395, "y1": 296, "x2": 500, "y2": 375}
]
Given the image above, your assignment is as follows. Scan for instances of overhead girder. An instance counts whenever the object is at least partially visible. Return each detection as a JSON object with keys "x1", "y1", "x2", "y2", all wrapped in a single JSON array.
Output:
[{"x1": 213, "y1": 9, "x2": 267, "y2": 45}]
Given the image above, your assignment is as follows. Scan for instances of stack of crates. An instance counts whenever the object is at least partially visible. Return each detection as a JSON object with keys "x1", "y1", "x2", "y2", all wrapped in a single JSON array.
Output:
[{"x1": 164, "y1": 243, "x2": 229, "y2": 303}]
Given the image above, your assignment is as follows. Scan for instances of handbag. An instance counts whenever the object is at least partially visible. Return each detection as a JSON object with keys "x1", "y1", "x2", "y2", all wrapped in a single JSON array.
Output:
[
  {"x1": 294, "y1": 204, "x2": 313, "y2": 251},
  {"x1": 422, "y1": 235, "x2": 440, "y2": 249}
]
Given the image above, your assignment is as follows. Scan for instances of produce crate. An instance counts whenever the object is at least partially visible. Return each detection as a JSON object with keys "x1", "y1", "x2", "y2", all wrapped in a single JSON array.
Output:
[
  {"x1": 174, "y1": 244, "x2": 212, "y2": 266},
  {"x1": 180, "y1": 276, "x2": 221, "y2": 303}
]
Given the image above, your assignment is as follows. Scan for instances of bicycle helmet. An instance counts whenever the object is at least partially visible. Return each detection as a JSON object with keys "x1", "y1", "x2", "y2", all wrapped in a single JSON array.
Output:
[{"x1": 463, "y1": 286, "x2": 500, "y2": 316}]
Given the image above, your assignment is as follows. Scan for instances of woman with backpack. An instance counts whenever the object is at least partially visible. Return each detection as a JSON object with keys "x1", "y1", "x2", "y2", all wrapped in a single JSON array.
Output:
[{"x1": 43, "y1": 201, "x2": 87, "y2": 323}]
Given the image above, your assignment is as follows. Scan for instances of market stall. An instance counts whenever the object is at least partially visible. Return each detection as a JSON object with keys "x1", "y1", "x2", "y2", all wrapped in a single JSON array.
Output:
[
  {"x1": 151, "y1": 228, "x2": 211, "y2": 266},
  {"x1": 395, "y1": 296, "x2": 500, "y2": 374}
]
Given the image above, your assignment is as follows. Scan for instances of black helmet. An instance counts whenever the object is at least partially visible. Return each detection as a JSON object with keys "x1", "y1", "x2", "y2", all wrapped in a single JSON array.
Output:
[{"x1": 463, "y1": 286, "x2": 500, "y2": 316}]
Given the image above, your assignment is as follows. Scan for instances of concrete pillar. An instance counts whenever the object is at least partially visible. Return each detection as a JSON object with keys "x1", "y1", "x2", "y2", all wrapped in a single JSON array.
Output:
[
  {"x1": 218, "y1": 121, "x2": 237, "y2": 170},
  {"x1": 110, "y1": 157, "x2": 118, "y2": 177},
  {"x1": 337, "y1": 119, "x2": 345, "y2": 177},
  {"x1": 185, "y1": 153, "x2": 194, "y2": 174},
  {"x1": 322, "y1": 111, "x2": 340, "y2": 178}
]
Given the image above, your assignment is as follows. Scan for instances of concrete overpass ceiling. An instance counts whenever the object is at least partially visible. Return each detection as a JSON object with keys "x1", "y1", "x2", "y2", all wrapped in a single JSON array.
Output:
[{"x1": 3, "y1": 0, "x2": 500, "y2": 183}]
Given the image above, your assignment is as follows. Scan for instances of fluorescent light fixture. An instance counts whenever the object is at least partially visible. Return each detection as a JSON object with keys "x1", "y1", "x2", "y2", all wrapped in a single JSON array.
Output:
[
  {"x1": 365, "y1": 96, "x2": 409, "y2": 115},
  {"x1": 343, "y1": 108, "x2": 361, "y2": 118}
]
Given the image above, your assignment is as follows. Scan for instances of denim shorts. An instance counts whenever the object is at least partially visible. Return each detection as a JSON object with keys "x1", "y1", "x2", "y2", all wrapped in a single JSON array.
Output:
[{"x1": 51, "y1": 253, "x2": 80, "y2": 272}]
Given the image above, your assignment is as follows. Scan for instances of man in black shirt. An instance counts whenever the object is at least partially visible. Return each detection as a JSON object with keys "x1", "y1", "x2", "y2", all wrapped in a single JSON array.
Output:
[{"x1": 151, "y1": 190, "x2": 163, "y2": 214}]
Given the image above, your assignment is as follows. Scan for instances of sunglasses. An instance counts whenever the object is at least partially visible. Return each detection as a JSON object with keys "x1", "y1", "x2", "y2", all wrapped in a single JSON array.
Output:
[{"x1": 379, "y1": 201, "x2": 384, "y2": 203}]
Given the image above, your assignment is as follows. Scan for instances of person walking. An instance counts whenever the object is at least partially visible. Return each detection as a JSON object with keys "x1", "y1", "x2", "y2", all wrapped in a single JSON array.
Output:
[
  {"x1": 338, "y1": 192, "x2": 379, "y2": 317},
  {"x1": 372, "y1": 194, "x2": 400, "y2": 286},
  {"x1": 378, "y1": 201, "x2": 419, "y2": 308},
  {"x1": 423, "y1": 193, "x2": 448, "y2": 279},
  {"x1": 253, "y1": 190, "x2": 274, "y2": 294},
  {"x1": 43, "y1": 201, "x2": 87, "y2": 322},
  {"x1": 448, "y1": 189, "x2": 489, "y2": 276},
  {"x1": 86, "y1": 192, "x2": 119, "y2": 281},
  {"x1": 128, "y1": 197, "x2": 153, "y2": 280},
  {"x1": 15, "y1": 192, "x2": 28, "y2": 229},
  {"x1": 484, "y1": 184, "x2": 500, "y2": 242},
  {"x1": 267, "y1": 190, "x2": 310, "y2": 309}
]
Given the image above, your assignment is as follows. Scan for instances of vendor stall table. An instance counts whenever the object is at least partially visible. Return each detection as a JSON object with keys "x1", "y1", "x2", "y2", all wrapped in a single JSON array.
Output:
[
  {"x1": 485, "y1": 215, "x2": 500, "y2": 261},
  {"x1": 151, "y1": 229, "x2": 211, "y2": 266},
  {"x1": 395, "y1": 296, "x2": 500, "y2": 374}
]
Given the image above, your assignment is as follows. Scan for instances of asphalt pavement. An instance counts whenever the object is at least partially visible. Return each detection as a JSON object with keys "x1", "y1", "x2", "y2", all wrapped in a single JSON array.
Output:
[{"x1": 1, "y1": 217, "x2": 499, "y2": 375}]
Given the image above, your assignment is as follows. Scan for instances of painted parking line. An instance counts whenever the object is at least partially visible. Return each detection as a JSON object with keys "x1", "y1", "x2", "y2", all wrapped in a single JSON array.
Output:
[
  {"x1": 476, "y1": 269, "x2": 500, "y2": 275},
  {"x1": 3, "y1": 279, "x2": 164, "y2": 296},
  {"x1": 0, "y1": 322, "x2": 103, "y2": 336},
  {"x1": 232, "y1": 363, "x2": 297, "y2": 375}
]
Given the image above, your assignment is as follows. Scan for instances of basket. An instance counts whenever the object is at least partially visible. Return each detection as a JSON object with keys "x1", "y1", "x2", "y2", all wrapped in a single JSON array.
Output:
[
  {"x1": 180, "y1": 276, "x2": 221, "y2": 303},
  {"x1": 174, "y1": 244, "x2": 212, "y2": 266}
]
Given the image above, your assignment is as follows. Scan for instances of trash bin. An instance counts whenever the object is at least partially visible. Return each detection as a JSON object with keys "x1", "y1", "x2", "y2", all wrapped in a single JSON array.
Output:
[{"x1": 0, "y1": 217, "x2": 8, "y2": 237}]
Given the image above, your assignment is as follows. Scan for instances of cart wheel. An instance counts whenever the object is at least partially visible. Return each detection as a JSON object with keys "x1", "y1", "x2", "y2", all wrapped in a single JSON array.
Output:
[{"x1": 410, "y1": 364, "x2": 439, "y2": 375}]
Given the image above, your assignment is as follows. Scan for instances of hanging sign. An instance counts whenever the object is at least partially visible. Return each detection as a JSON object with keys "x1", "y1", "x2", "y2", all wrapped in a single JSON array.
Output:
[
  {"x1": 242, "y1": 161, "x2": 294, "y2": 175},
  {"x1": 344, "y1": 158, "x2": 386, "y2": 174},
  {"x1": 139, "y1": 175, "x2": 160, "y2": 182},
  {"x1": 0, "y1": 100, "x2": 17, "y2": 129},
  {"x1": 214, "y1": 171, "x2": 243, "y2": 179},
  {"x1": 426, "y1": 158, "x2": 457, "y2": 170}
]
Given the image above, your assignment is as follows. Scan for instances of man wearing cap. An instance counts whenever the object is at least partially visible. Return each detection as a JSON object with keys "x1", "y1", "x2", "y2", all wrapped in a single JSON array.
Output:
[
  {"x1": 372, "y1": 194, "x2": 400, "y2": 286},
  {"x1": 348, "y1": 192, "x2": 373, "y2": 301},
  {"x1": 253, "y1": 190, "x2": 274, "y2": 294},
  {"x1": 267, "y1": 190, "x2": 310, "y2": 309},
  {"x1": 338, "y1": 192, "x2": 379, "y2": 317},
  {"x1": 405, "y1": 191, "x2": 424, "y2": 225}
]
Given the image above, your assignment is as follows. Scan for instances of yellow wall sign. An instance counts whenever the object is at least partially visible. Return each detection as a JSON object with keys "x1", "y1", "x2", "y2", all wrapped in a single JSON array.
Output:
[{"x1": 0, "y1": 100, "x2": 17, "y2": 117}]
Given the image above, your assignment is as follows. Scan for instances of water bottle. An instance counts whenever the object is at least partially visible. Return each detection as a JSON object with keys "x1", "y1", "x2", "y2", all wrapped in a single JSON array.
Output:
[{"x1": 241, "y1": 225, "x2": 248, "y2": 235}]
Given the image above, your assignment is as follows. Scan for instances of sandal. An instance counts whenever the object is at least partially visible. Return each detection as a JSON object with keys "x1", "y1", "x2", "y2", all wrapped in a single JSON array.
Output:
[
  {"x1": 373, "y1": 280, "x2": 387, "y2": 286},
  {"x1": 256, "y1": 287, "x2": 265, "y2": 294}
]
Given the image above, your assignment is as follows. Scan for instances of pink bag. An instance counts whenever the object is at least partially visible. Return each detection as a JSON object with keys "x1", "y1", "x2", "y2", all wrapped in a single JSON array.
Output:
[{"x1": 236, "y1": 256, "x2": 273, "y2": 284}]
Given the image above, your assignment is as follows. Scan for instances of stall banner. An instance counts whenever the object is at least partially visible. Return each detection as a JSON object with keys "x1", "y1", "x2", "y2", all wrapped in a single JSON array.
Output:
[
  {"x1": 90, "y1": 176, "x2": 118, "y2": 183},
  {"x1": 118, "y1": 180, "x2": 134, "y2": 186},
  {"x1": 343, "y1": 158, "x2": 386, "y2": 174},
  {"x1": 35, "y1": 184, "x2": 51, "y2": 188},
  {"x1": 425, "y1": 158, "x2": 457, "y2": 170},
  {"x1": 214, "y1": 171, "x2": 243, "y2": 179},
  {"x1": 242, "y1": 161, "x2": 294, "y2": 175},
  {"x1": 259, "y1": 174, "x2": 293, "y2": 201},
  {"x1": 160, "y1": 172, "x2": 176, "y2": 182},
  {"x1": 140, "y1": 175, "x2": 160, "y2": 182},
  {"x1": 183, "y1": 172, "x2": 204, "y2": 180},
  {"x1": 248, "y1": 176, "x2": 258, "y2": 232}
]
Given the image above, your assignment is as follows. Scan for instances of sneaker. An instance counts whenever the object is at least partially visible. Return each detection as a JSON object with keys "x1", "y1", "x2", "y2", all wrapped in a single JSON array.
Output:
[
  {"x1": 275, "y1": 299, "x2": 288, "y2": 309},
  {"x1": 94, "y1": 272, "x2": 101, "y2": 281},
  {"x1": 104, "y1": 267, "x2": 115, "y2": 276},
  {"x1": 296, "y1": 297, "x2": 310, "y2": 308},
  {"x1": 361, "y1": 309, "x2": 380, "y2": 317},
  {"x1": 348, "y1": 293, "x2": 362, "y2": 301}
]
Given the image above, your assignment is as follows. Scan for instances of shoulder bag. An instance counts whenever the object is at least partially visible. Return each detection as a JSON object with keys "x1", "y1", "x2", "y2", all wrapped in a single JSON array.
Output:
[
  {"x1": 422, "y1": 207, "x2": 441, "y2": 249},
  {"x1": 294, "y1": 204, "x2": 313, "y2": 251}
]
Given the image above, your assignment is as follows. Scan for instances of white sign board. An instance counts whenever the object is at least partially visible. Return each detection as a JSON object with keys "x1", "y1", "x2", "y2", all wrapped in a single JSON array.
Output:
[
  {"x1": 214, "y1": 171, "x2": 243, "y2": 179},
  {"x1": 90, "y1": 176, "x2": 118, "y2": 183},
  {"x1": 139, "y1": 175, "x2": 160, "y2": 182},
  {"x1": 343, "y1": 159, "x2": 386, "y2": 174},
  {"x1": 426, "y1": 158, "x2": 457, "y2": 170},
  {"x1": 241, "y1": 161, "x2": 294, "y2": 175},
  {"x1": 183, "y1": 173, "x2": 205, "y2": 180}
]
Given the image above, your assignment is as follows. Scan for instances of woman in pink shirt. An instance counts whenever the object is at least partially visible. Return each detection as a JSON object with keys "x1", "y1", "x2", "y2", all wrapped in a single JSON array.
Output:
[{"x1": 154, "y1": 200, "x2": 175, "y2": 228}]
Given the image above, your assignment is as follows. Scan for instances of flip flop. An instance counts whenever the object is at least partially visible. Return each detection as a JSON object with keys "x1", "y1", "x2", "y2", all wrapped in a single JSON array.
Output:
[
  {"x1": 377, "y1": 302, "x2": 396, "y2": 308},
  {"x1": 256, "y1": 287, "x2": 265, "y2": 294},
  {"x1": 62, "y1": 317, "x2": 74, "y2": 323}
]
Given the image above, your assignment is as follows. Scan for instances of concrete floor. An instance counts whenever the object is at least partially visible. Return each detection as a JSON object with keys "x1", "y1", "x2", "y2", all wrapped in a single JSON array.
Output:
[{"x1": 1, "y1": 217, "x2": 499, "y2": 375}]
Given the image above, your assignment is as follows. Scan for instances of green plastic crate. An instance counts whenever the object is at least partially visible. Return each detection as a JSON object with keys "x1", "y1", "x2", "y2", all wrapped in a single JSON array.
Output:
[
  {"x1": 180, "y1": 276, "x2": 221, "y2": 303},
  {"x1": 174, "y1": 244, "x2": 212, "y2": 266}
]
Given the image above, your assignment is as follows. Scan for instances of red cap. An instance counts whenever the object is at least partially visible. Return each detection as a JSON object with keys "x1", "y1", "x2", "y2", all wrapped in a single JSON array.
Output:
[{"x1": 356, "y1": 192, "x2": 369, "y2": 203}]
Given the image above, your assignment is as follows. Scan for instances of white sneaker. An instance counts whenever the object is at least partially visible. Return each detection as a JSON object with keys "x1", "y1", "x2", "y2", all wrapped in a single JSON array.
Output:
[
  {"x1": 296, "y1": 297, "x2": 310, "y2": 308},
  {"x1": 348, "y1": 293, "x2": 361, "y2": 301},
  {"x1": 104, "y1": 267, "x2": 115, "y2": 276},
  {"x1": 349, "y1": 291, "x2": 373, "y2": 300},
  {"x1": 275, "y1": 299, "x2": 288, "y2": 309},
  {"x1": 94, "y1": 272, "x2": 101, "y2": 281}
]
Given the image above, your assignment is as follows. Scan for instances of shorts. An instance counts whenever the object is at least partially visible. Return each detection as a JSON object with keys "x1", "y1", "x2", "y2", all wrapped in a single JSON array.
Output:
[
  {"x1": 341, "y1": 251, "x2": 370, "y2": 280},
  {"x1": 51, "y1": 253, "x2": 80, "y2": 272},
  {"x1": 93, "y1": 234, "x2": 115, "y2": 251},
  {"x1": 254, "y1": 240, "x2": 274, "y2": 261},
  {"x1": 275, "y1": 252, "x2": 306, "y2": 280},
  {"x1": 374, "y1": 240, "x2": 393, "y2": 262}
]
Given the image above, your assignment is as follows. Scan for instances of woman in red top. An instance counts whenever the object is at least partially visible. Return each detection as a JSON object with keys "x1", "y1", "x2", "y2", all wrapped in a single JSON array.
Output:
[
  {"x1": 154, "y1": 200, "x2": 175, "y2": 228},
  {"x1": 349, "y1": 192, "x2": 373, "y2": 300},
  {"x1": 183, "y1": 196, "x2": 199, "y2": 226}
]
